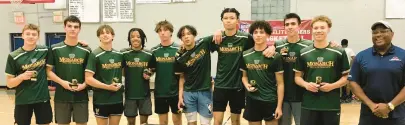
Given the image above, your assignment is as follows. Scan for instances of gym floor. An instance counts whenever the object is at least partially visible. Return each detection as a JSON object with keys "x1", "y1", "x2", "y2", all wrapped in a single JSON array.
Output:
[{"x1": 0, "y1": 89, "x2": 361, "y2": 125}]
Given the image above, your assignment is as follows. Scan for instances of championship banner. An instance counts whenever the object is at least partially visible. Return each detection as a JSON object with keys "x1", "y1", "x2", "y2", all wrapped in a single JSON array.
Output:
[{"x1": 238, "y1": 20, "x2": 312, "y2": 44}]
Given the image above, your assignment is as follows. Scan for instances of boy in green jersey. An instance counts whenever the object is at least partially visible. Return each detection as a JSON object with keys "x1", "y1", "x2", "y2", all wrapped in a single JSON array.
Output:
[
  {"x1": 294, "y1": 15, "x2": 350, "y2": 125},
  {"x1": 5, "y1": 24, "x2": 52, "y2": 125},
  {"x1": 176, "y1": 25, "x2": 215, "y2": 125},
  {"x1": 46, "y1": 15, "x2": 91, "y2": 125},
  {"x1": 148, "y1": 20, "x2": 182, "y2": 125},
  {"x1": 241, "y1": 20, "x2": 284, "y2": 125},
  {"x1": 122, "y1": 28, "x2": 153, "y2": 125},
  {"x1": 85, "y1": 25, "x2": 124, "y2": 125}
]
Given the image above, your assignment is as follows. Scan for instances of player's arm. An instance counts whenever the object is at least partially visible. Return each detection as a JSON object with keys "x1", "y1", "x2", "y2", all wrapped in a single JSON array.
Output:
[
  {"x1": 274, "y1": 55, "x2": 285, "y2": 112},
  {"x1": 294, "y1": 54, "x2": 319, "y2": 92},
  {"x1": 177, "y1": 71, "x2": 186, "y2": 109},
  {"x1": 6, "y1": 74, "x2": 29, "y2": 88},
  {"x1": 240, "y1": 58, "x2": 255, "y2": 92},
  {"x1": 5, "y1": 55, "x2": 32, "y2": 88},
  {"x1": 46, "y1": 66, "x2": 73, "y2": 90},
  {"x1": 322, "y1": 51, "x2": 351, "y2": 91},
  {"x1": 85, "y1": 71, "x2": 119, "y2": 91}
]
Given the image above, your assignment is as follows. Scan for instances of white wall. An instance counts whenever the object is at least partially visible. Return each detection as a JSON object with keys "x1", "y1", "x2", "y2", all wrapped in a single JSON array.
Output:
[
  {"x1": 291, "y1": 0, "x2": 405, "y2": 53},
  {"x1": 0, "y1": 0, "x2": 251, "y2": 86}
]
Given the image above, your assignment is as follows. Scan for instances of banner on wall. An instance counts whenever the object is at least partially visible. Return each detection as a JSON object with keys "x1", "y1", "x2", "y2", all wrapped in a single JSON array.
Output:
[{"x1": 238, "y1": 20, "x2": 312, "y2": 44}]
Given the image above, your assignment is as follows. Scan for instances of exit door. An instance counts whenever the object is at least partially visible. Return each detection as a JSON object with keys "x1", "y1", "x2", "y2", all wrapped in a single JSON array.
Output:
[{"x1": 9, "y1": 33, "x2": 23, "y2": 52}]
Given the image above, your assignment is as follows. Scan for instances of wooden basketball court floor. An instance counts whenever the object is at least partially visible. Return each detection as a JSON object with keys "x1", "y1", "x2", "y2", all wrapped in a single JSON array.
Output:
[{"x1": 0, "y1": 89, "x2": 361, "y2": 125}]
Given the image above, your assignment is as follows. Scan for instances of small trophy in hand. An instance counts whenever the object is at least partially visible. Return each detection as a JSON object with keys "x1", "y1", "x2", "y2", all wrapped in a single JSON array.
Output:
[
  {"x1": 178, "y1": 105, "x2": 187, "y2": 113},
  {"x1": 70, "y1": 79, "x2": 78, "y2": 89},
  {"x1": 281, "y1": 47, "x2": 289, "y2": 57},
  {"x1": 30, "y1": 71, "x2": 37, "y2": 81},
  {"x1": 113, "y1": 77, "x2": 122, "y2": 87}
]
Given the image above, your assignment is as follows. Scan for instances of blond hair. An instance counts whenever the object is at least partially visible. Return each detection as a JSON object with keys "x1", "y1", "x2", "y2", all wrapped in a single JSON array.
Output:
[
  {"x1": 22, "y1": 24, "x2": 40, "y2": 34},
  {"x1": 311, "y1": 15, "x2": 332, "y2": 28}
]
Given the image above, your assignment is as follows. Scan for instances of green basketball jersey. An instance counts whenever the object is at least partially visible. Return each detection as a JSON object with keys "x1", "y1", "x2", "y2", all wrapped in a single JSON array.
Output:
[
  {"x1": 85, "y1": 47, "x2": 124, "y2": 105},
  {"x1": 214, "y1": 31, "x2": 254, "y2": 89},
  {"x1": 5, "y1": 45, "x2": 50, "y2": 105},
  {"x1": 294, "y1": 44, "x2": 350, "y2": 111},
  {"x1": 241, "y1": 48, "x2": 283, "y2": 102},
  {"x1": 275, "y1": 39, "x2": 313, "y2": 102},
  {"x1": 48, "y1": 42, "x2": 91, "y2": 103},
  {"x1": 149, "y1": 43, "x2": 180, "y2": 97},
  {"x1": 175, "y1": 37, "x2": 214, "y2": 91},
  {"x1": 122, "y1": 48, "x2": 152, "y2": 100}
]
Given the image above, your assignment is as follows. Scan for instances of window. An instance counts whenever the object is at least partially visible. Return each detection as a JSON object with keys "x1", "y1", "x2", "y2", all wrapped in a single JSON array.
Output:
[{"x1": 251, "y1": 0, "x2": 290, "y2": 20}]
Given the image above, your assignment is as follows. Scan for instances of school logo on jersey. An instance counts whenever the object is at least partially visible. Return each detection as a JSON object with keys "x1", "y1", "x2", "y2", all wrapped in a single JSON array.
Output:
[
  {"x1": 102, "y1": 59, "x2": 121, "y2": 69},
  {"x1": 317, "y1": 57, "x2": 324, "y2": 62},
  {"x1": 60, "y1": 54, "x2": 84, "y2": 64},
  {"x1": 389, "y1": 56, "x2": 401, "y2": 61},
  {"x1": 156, "y1": 53, "x2": 175, "y2": 63},
  {"x1": 164, "y1": 53, "x2": 169, "y2": 57},
  {"x1": 127, "y1": 58, "x2": 147, "y2": 68},
  {"x1": 31, "y1": 58, "x2": 37, "y2": 64},
  {"x1": 283, "y1": 52, "x2": 297, "y2": 63},
  {"x1": 307, "y1": 57, "x2": 334, "y2": 68},
  {"x1": 69, "y1": 53, "x2": 75, "y2": 58},
  {"x1": 191, "y1": 52, "x2": 196, "y2": 58},
  {"x1": 289, "y1": 52, "x2": 295, "y2": 57},
  {"x1": 134, "y1": 58, "x2": 140, "y2": 62},
  {"x1": 254, "y1": 60, "x2": 260, "y2": 64},
  {"x1": 186, "y1": 49, "x2": 206, "y2": 67},
  {"x1": 22, "y1": 58, "x2": 46, "y2": 70},
  {"x1": 227, "y1": 43, "x2": 233, "y2": 47}
]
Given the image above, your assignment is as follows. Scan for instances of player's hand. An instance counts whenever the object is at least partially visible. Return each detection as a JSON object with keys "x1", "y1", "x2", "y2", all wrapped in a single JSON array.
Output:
[
  {"x1": 17, "y1": 71, "x2": 35, "y2": 80},
  {"x1": 108, "y1": 83, "x2": 121, "y2": 91},
  {"x1": 244, "y1": 84, "x2": 257, "y2": 92},
  {"x1": 178, "y1": 98, "x2": 185, "y2": 110},
  {"x1": 274, "y1": 107, "x2": 283, "y2": 119},
  {"x1": 304, "y1": 82, "x2": 320, "y2": 92},
  {"x1": 60, "y1": 80, "x2": 74, "y2": 91},
  {"x1": 263, "y1": 46, "x2": 276, "y2": 58},
  {"x1": 374, "y1": 103, "x2": 390, "y2": 119},
  {"x1": 74, "y1": 83, "x2": 87, "y2": 92},
  {"x1": 329, "y1": 41, "x2": 341, "y2": 48},
  {"x1": 319, "y1": 82, "x2": 336, "y2": 92},
  {"x1": 143, "y1": 73, "x2": 151, "y2": 80},
  {"x1": 78, "y1": 40, "x2": 88, "y2": 47},
  {"x1": 213, "y1": 29, "x2": 223, "y2": 44}
]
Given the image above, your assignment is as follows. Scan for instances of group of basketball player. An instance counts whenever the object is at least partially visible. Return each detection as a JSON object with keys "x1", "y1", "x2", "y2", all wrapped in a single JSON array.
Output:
[{"x1": 5, "y1": 7, "x2": 405, "y2": 125}]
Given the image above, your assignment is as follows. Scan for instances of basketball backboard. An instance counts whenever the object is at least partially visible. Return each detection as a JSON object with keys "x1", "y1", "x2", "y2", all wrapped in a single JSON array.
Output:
[{"x1": 0, "y1": 0, "x2": 55, "y2": 4}]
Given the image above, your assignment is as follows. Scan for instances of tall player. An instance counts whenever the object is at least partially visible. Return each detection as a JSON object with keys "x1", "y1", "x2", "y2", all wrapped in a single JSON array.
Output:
[
  {"x1": 46, "y1": 15, "x2": 91, "y2": 125},
  {"x1": 211, "y1": 8, "x2": 275, "y2": 125},
  {"x1": 275, "y1": 13, "x2": 312, "y2": 125},
  {"x1": 149, "y1": 20, "x2": 182, "y2": 125}
]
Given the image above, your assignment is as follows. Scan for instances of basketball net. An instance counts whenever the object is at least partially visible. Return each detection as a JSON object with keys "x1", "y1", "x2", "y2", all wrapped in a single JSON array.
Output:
[{"x1": 10, "y1": 0, "x2": 23, "y2": 10}]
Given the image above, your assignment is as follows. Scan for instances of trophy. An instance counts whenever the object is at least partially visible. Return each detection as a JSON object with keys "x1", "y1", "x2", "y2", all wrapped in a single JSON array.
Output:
[
  {"x1": 316, "y1": 76, "x2": 322, "y2": 85},
  {"x1": 143, "y1": 68, "x2": 152, "y2": 76},
  {"x1": 177, "y1": 105, "x2": 187, "y2": 113},
  {"x1": 250, "y1": 80, "x2": 257, "y2": 87},
  {"x1": 281, "y1": 47, "x2": 289, "y2": 57},
  {"x1": 113, "y1": 77, "x2": 122, "y2": 87},
  {"x1": 30, "y1": 71, "x2": 37, "y2": 81},
  {"x1": 70, "y1": 79, "x2": 78, "y2": 89}
]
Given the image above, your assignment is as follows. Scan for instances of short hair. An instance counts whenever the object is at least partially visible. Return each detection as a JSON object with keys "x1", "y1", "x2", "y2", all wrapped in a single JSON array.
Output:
[
  {"x1": 284, "y1": 13, "x2": 302, "y2": 25},
  {"x1": 96, "y1": 25, "x2": 115, "y2": 37},
  {"x1": 155, "y1": 20, "x2": 174, "y2": 33},
  {"x1": 64, "y1": 15, "x2": 81, "y2": 28},
  {"x1": 22, "y1": 24, "x2": 40, "y2": 34},
  {"x1": 311, "y1": 15, "x2": 332, "y2": 28},
  {"x1": 341, "y1": 39, "x2": 348, "y2": 45},
  {"x1": 127, "y1": 28, "x2": 147, "y2": 49},
  {"x1": 249, "y1": 20, "x2": 273, "y2": 35},
  {"x1": 177, "y1": 25, "x2": 198, "y2": 39},
  {"x1": 221, "y1": 8, "x2": 240, "y2": 20}
]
